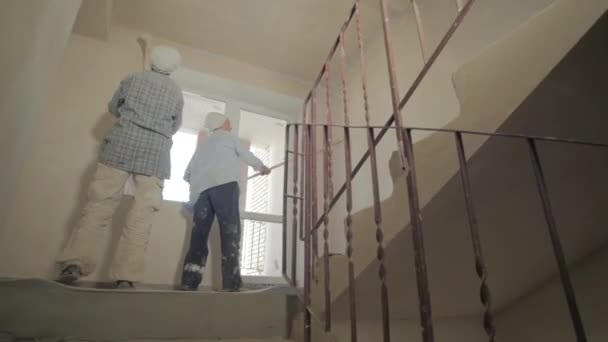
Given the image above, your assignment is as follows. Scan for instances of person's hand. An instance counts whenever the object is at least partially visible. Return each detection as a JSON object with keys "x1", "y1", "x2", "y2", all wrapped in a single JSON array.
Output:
[{"x1": 260, "y1": 166, "x2": 271, "y2": 175}]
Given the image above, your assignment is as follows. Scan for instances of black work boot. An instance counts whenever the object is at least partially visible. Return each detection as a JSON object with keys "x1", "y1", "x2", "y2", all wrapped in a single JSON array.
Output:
[
  {"x1": 115, "y1": 280, "x2": 135, "y2": 290},
  {"x1": 56, "y1": 264, "x2": 82, "y2": 285},
  {"x1": 180, "y1": 270, "x2": 202, "y2": 291}
]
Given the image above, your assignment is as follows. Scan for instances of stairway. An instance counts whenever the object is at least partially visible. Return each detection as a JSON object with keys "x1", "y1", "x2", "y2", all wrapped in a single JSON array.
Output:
[
  {"x1": 0, "y1": 279, "x2": 295, "y2": 341},
  {"x1": 14, "y1": 340, "x2": 289, "y2": 342},
  {"x1": 311, "y1": 0, "x2": 608, "y2": 314}
]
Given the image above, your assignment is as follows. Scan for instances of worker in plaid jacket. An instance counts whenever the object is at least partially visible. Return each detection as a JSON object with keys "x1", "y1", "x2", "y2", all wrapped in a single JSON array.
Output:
[{"x1": 56, "y1": 46, "x2": 183, "y2": 289}]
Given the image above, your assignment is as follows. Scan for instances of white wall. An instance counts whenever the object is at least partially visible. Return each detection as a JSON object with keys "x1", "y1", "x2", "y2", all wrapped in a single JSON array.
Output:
[
  {"x1": 0, "y1": 24, "x2": 305, "y2": 287},
  {"x1": 495, "y1": 245, "x2": 608, "y2": 341},
  {"x1": 0, "y1": 0, "x2": 82, "y2": 232}
]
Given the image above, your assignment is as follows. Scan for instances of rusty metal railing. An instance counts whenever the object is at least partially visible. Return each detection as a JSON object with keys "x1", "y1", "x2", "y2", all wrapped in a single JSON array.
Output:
[
  {"x1": 283, "y1": 123, "x2": 604, "y2": 342},
  {"x1": 280, "y1": 0, "x2": 596, "y2": 341}
]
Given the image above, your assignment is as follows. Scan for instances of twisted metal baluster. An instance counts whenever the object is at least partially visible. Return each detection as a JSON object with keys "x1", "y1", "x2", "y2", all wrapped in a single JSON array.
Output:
[
  {"x1": 325, "y1": 64, "x2": 335, "y2": 201},
  {"x1": 528, "y1": 139, "x2": 587, "y2": 342},
  {"x1": 299, "y1": 102, "x2": 308, "y2": 244},
  {"x1": 454, "y1": 132, "x2": 495, "y2": 341},
  {"x1": 379, "y1": 0, "x2": 435, "y2": 339},
  {"x1": 303, "y1": 122, "x2": 313, "y2": 342},
  {"x1": 310, "y1": 91, "x2": 319, "y2": 283},
  {"x1": 355, "y1": 1, "x2": 390, "y2": 341},
  {"x1": 311, "y1": 92, "x2": 319, "y2": 257},
  {"x1": 402, "y1": 129, "x2": 434, "y2": 342},
  {"x1": 322, "y1": 66, "x2": 334, "y2": 332},
  {"x1": 338, "y1": 30, "x2": 358, "y2": 342},
  {"x1": 291, "y1": 124, "x2": 300, "y2": 283},
  {"x1": 282, "y1": 125, "x2": 290, "y2": 278}
]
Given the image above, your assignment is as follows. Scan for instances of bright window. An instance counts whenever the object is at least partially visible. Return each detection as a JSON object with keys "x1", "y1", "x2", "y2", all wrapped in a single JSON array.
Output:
[
  {"x1": 241, "y1": 143, "x2": 272, "y2": 275},
  {"x1": 238, "y1": 110, "x2": 286, "y2": 277},
  {"x1": 162, "y1": 130, "x2": 198, "y2": 202}
]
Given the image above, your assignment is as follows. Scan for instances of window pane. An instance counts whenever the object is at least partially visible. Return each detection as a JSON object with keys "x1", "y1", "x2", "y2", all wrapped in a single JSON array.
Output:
[
  {"x1": 241, "y1": 219, "x2": 267, "y2": 275},
  {"x1": 163, "y1": 130, "x2": 197, "y2": 202},
  {"x1": 240, "y1": 220, "x2": 283, "y2": 277},
  {"x1": 238, "y1": 110, "x2": 286, "y2": 216}
]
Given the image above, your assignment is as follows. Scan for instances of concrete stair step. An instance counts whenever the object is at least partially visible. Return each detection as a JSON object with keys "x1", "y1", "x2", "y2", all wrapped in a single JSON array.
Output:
[
  {"x1": 0, "y1": 279, "x2": 296, "y2": 341},
  {"x1": 17, "y1": 340, "x2": 291, "y2": 342}
]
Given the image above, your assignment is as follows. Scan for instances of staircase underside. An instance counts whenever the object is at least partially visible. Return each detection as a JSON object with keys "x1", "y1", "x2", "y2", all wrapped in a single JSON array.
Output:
[{"x1": 312, "y1": 0, "x2": 608, "y2": 320}]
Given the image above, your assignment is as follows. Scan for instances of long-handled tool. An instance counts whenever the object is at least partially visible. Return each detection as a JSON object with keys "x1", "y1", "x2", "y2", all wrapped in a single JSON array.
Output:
[
  {"x1": 136, "y1": 33, "x2": 153, "y2": 71},
  {"x1": 247, "y1": 162, "x2": 285, "y2": 180}
]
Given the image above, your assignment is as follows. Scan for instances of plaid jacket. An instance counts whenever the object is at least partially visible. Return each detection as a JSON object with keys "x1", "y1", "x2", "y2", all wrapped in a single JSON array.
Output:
[{"x1": 99, "y1": 71, "x2": 183, "y2": 179}]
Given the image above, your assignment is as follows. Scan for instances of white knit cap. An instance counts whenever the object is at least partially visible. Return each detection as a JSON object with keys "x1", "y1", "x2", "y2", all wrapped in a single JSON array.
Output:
[
  {"x1": 150, "y1": 45, "x2": 181, "y2": 74},
  {"x1": 204, "y1": 112, "x2": 228, "y2": 131}
]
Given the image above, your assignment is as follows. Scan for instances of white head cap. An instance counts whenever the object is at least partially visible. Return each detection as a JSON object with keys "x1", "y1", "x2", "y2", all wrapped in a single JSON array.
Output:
[
  {"x1": 204, "y1": 112, "x2": 228, "y2": 132},
  {"x1": 150, "y1": 45, "x2": 181, "y2": 74}
]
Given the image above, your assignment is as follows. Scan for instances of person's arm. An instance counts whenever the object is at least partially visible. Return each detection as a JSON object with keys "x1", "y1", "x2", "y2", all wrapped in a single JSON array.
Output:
[
  {"x1": 108, "y1": 76, "x2": 131, "y2": 117},
  {"x1": 233, "y1": 136, "x2": 269, "y2": 173},
  {"x1": 183, "y1": 157, "x2": 192, "y2": 183},
  {"x1": 184, "y1": 141, "x2": 200, "y2": 184},
  {"x1": 171, "y1": 93, "x2": 184, "y2": 135}
]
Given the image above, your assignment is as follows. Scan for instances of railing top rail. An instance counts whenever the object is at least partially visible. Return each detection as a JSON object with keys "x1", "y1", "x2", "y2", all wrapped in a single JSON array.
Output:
[
  {"x1": 287, "y1": 123, "x2": 608, "y2": 149},
  {"x1": 287, "y1": 123, "x2": 608, "y2": 233},
  {"x1": 410, "y1": 126, "x2": 608, "y2": 148},
  {"x1": 304, "y1": 4, "x2": 357, "y2": 105}
]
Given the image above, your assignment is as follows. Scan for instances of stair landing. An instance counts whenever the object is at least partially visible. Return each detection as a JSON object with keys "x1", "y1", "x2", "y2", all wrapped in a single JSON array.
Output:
[{"x1": 0, "y1": 279, "x2": 294, "y2": 341}]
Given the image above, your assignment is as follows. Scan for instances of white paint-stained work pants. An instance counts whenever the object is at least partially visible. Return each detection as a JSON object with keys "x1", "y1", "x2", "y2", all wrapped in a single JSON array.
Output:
[{"x1": 57, "y1": 163, "x2": 163, "y2": 282}]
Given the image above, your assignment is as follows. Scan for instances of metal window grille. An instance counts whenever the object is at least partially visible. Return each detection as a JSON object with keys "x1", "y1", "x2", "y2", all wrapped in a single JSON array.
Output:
[{"x1": 241, "y1": 143, "x2": 271, "y2": 274}]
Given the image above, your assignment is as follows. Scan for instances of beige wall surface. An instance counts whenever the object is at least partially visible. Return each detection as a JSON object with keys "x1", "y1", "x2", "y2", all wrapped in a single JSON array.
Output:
[{"x1": 0, "y1": 0, "x2": 82, "y2": 235}]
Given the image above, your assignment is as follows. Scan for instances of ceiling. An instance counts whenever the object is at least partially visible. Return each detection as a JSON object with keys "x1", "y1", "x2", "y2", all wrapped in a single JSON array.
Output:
[{"x1": 112, "y1": 0, "x2": 412, "y2": 82}]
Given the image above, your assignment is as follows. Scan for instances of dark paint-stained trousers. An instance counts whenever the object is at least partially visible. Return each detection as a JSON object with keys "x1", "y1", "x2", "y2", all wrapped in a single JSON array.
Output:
[{"x1": 182, "y1": 182, "x2": 242, "y2": 290}]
